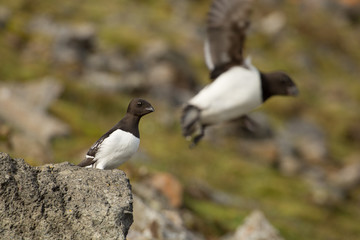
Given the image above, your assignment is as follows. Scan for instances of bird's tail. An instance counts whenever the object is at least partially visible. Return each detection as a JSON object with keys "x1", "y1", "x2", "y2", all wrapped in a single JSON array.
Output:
[{"x1": 181, "y1": 105, "x2": 204, "y2": 147}]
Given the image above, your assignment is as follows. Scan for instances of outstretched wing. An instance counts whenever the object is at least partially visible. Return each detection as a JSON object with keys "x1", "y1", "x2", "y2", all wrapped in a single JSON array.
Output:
[{"x1": 205, "y1": 0, "x2": 252, "y2": 79}]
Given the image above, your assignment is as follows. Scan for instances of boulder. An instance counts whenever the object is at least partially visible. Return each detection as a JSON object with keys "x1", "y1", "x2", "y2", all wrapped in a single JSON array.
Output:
[
  {"x1": 304, "y1": 167, "x2": 344, "y2": 206},
  {"x1": 129, "y1": 177, "x2": 205, "y2": 240},
  {"x1": 330, "y1": 160, "x2": 360, "y2": 195},
  {"x1": 141, "y1": 41, "x2": 199, "y2": 106},
  {"x1": 52, "y1": 23, "x2": 96, "y2": 66},
  {"x1": 280, "y1": 119, "x2": 328, "y2": 165},
  {"x1": 0, "y1": 78, "x2": 69, "y2": 163},
  {"x1": 146, "y1": 172, "x2": 184, "y2": 208},
  {"x1": 0, "y1": 78, "x2": 69, "y2": 145},
  {"x1": 222, "y1": 210, "x2": 285, "y2": 240},
  {"x1": 260, "y1": 11, "x2": 287, "y2": 37},
  {"x1": 128, "y1": 195, "x2": 204, "y2": 240},
  {"x1": 0, "y1": 152, "x2": 133, "y2": 240},
  {"x1": 0, "y1": 6, "x2": 11, "y2": 29}
]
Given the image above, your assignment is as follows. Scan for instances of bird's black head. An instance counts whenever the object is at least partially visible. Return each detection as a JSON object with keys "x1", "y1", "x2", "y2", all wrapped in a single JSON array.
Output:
[
  {"x1": 260, "y1": 71, "x2": 299, "y2": 101},
  {"x1": 127, "y1": 98, "x2": 155, "y2": 117}
]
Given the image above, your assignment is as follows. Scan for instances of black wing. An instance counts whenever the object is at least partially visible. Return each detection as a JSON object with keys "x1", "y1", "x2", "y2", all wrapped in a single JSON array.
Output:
[
  {"x1": 77, "y1": 125, "x2": 118, "y2": 167},
  {"x1": 205, "y1": 0, "x2": 252, "y2": 79}
]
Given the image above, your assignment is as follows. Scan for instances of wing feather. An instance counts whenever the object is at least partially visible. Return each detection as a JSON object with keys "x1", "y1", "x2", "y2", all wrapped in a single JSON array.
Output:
[
  {"x1": 77, "y1": 126, "x2": 118, "y2": 167},
  {"x1": 205, "y1": 0, "x2": 252, "y2": 79}
]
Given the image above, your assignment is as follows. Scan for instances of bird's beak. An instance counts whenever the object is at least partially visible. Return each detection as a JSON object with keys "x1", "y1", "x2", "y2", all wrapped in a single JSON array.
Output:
[
  {"x1": 287, "y1": 85, "x2": 299, "y2": 96},
  {"x1": 146, "y1": 107, "x2": 155, "y2": 112}
]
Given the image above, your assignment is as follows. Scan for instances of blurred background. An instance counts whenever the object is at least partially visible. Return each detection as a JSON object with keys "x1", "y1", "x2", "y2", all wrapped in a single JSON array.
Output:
[{"x1": 0, "y1": 0, "x2": 359, "y2": 239}]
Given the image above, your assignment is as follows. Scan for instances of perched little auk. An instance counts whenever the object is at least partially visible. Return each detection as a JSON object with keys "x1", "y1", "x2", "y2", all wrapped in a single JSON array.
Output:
[
  {"x1": 78, "y1": 98, "x2": 154, "y2": 169},
  {"x1": 181, "y1": 0, "x2": 298, "y2": 147}
]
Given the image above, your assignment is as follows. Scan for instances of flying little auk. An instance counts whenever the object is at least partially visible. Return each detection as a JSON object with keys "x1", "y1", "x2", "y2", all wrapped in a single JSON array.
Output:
[
  {"x1": 181, "y1": 0, "x2": 298, "y2": 146},
  {"x1": 78, "y1": 98, "x2": 154, "y2": 169}
]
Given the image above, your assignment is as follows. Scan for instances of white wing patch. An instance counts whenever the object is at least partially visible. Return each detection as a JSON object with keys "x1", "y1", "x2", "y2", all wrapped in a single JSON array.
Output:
[
  {"x1": 93, "y1": 129, "x2": 140, "y2": 170},
  {"x1": 189, "y1": 65, "x2": 262, "y2": 124}
]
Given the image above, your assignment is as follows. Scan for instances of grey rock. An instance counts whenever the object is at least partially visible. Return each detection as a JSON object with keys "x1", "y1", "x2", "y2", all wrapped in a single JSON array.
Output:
[
  {"x1": 1, "y1": 77, "x2": 64, "y2": 112},
  {"x1": 29, "y1": 16, "x2": 96, "y2": 66},
  {"x1": 0, "y1": 6, "x2": 11, "y2": 29},
  {"x1": 287, "y1": 119, "x2": 328, "y2": 163},
  {"x1": 277, "y1": 119, "x2": 328, "y2": 175},
  {"x1": 132, "y1": 182, "x2": 171, "y2": 210},
  {"x1": 133, "y1": 172, "x2": 184, "y2": 209},
  {"x1": 330, "y1": 160, "x2": 360, "y2": 194},
  {"x1": 0, "y1": 78, "x2": 69, "y2": 145},
  {"x1": 222, "y1": 210, "x2": 285, "y2": 240},
  {"x1": 28, "y1": 15, "x2": 67, "y2": 37},
  {"x1": 85, "y1": 52, "x2": 131, "y2": 73},
  {"x1": 53, "y1": 24, "x2": 96, "y2": 65},
  {"x1": 128, "y1": 194, "x2": 204, "y2": 240},
  {"x1": 146, "y1": 172, "x2": 184, "y2": 209},
  {"x1": 130, "y1": 179, "x2": 205, "y2": 240},
  {"x1": 277, "y1": 154, "x2": 304, "y2": 176},
  {"x1": 0, "y1": 152, "x2": 133, "y2": 240},
  {"x1": 83, "y1": 70, "x2": 146, "y2": 93},
  {"x1": 259, "y1": 11, "x2": 287, "y2": 37},
  {"x1": 186, "y1": 180, "x2": 256, "y2": 209},
  {"x1": 141, "y1": 41, "x2": 199, "y2": 106},
  {"x1": 9, "y1": 134, "x2": 54, "y2": 164},
  {"x1": 304, "y1": 167, "x2": 344, "y2": 205}
]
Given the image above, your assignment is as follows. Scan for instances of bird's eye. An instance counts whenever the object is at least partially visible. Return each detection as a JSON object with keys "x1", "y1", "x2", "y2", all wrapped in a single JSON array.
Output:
[{"x1": 137, "y1": 101, "x2": 142, "y2": 106}]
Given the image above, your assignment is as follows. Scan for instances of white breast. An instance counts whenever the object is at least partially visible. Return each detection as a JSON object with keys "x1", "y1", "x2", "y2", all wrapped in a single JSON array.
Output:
[
  {"x1": 189, "y1": 65, "x2": 262, "y2": 124},
  {"x1": 94, "y1": 129, "x2": 140, "y2": 170}
]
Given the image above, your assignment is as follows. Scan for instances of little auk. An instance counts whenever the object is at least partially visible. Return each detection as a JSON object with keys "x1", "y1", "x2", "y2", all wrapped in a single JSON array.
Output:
[
  {"x1": 78, "y1": 98, "x2": 154, "y2": 169},
  {"x1": 181, "y1": 0, "x2": 298, "y2": 147}
]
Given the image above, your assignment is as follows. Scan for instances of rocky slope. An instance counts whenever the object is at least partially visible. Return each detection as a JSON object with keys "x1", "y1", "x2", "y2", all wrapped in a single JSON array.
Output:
[{"x1": 0, "y1": 152, "x2": 288, "y2": 240}]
